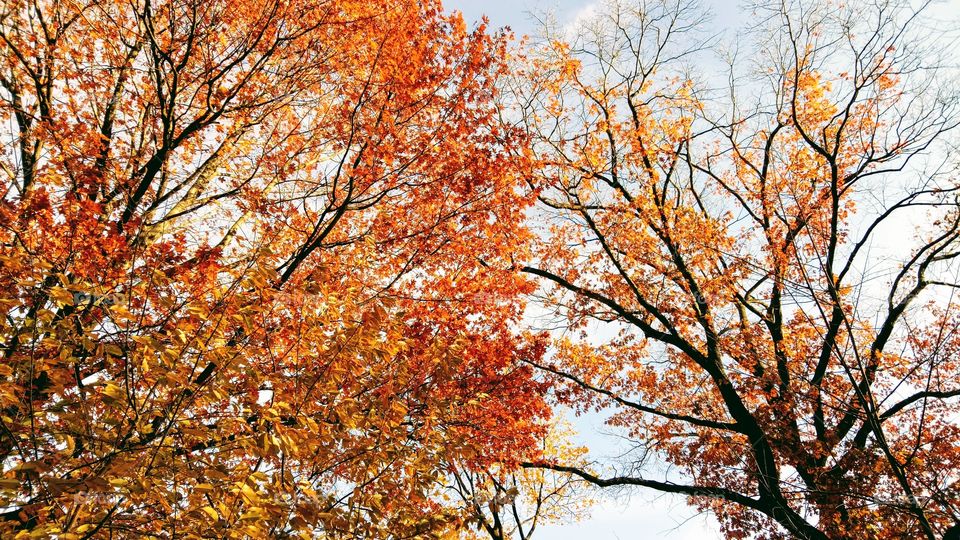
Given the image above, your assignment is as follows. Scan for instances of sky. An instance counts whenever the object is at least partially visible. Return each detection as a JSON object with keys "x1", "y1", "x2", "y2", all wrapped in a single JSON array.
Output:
[{"x1": 441, "y1": 0, "x2": 960, "y2": 539}]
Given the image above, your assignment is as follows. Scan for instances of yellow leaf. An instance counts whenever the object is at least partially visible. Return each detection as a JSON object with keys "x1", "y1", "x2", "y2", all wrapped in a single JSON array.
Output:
[
  {"x1": 103, "y1": 382, "x2": 124, "y2": 401},
  {"x1": 201, "y1": 506, "x2": 219, "y2": 520},
  {"x1": 49, "y1": 287, "x2": 75, "y2": 306},
  {"x1": 239, "y1": 482, "x2": 259, "y2": 504}
]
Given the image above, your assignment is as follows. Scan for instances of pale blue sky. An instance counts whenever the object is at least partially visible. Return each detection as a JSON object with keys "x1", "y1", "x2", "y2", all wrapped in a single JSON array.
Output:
[{"x1": 447, "y1": 0, "x2": 584, "y2": 33}]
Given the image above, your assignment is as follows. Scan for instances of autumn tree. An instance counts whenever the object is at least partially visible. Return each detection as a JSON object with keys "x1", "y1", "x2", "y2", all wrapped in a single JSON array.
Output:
[
  {"x1": 0, "y1": 0, "x2": 555, "y2": 537},
  {"x1": 513, "y1": 0, "x2": 960, "y2": 538},
  {"x1": 447, "y1": 420, "x2": 591, "y2": 540}
]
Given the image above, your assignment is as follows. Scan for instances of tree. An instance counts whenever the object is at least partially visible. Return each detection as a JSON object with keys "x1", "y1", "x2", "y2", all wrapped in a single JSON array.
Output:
[
  {"x1": 514, "y1": 0, "x2": 960, "y2": 538},
  {"x1": 447, "y1": 420, "x2": 591, "y2": 540},
  {"x1": 0, "y1": 0, "x2": 552, "y2": 537}
]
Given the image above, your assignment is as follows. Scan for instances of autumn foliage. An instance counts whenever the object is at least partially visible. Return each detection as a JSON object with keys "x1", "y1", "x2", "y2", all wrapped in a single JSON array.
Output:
[
  {"x1": 3, "y1": 0, "x2": 960, "y2": 538},
  {"x1": 0, "y1": 0, "x2": 552, "y2": 537},
  {"x1": 514, "y1": 0, "x2": 960, "y2": 538}
]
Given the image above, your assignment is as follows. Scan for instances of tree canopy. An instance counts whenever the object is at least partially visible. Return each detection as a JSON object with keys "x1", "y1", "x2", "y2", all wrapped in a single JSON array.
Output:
[{"x1": 2, "y1": 0, "x2": 960, "y2": 538}]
